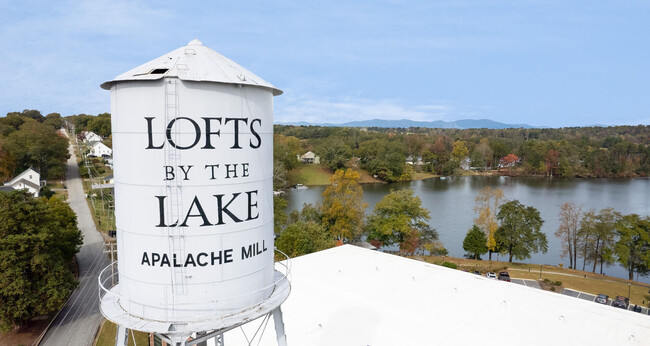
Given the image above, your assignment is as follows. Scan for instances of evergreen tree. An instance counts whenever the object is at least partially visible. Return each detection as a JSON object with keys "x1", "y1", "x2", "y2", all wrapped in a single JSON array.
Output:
[{"x1": 463, "y1": 225, "x2": 488, "y2": 260}]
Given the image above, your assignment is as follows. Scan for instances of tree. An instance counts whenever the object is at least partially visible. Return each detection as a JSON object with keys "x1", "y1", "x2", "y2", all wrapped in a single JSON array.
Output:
[
  {"x1": 463, "y1": 225, "x2": 488, "y2": 260},
  {"x1": 495, "y1": 200, "x2": 547, "y2": 262},
  {"x1": 276, "y1": 203, "x2": 334, "y2": 258},
  {"x1": 273, "y1": 195, "x2": 288, "y2": 234},
  {"x1": 614, "y1": 214, "x2": 650, "y2": 280},
  {"x1": 421, "y1": 150, "x2": 436, "y2": 173},
  {"x1": 0, "y1": 136, "x2": 15, "y2": 181},
  {"x1": 4, "y1": 119, "x2": 69, "y2": 179},
  {"x1": 275, "y1": 220, "x2": 335, "y2": 258},
  {"x1": 558, "y1": 156, "x2": 574, "y2": 178},
  {"x1": 429, "y1": 136, "x2": 451, "y2": 175},
  {"x1": 545, "y1": 149, "x2": 559, "y2": 177},
  {"x1": 366, "y1": 189, "x2": 438, "y2": 255},
  {"x1": 87, "y1": 113, "x2": 112, "y2": 138},
  {"x1": 578, "y1": 210, "x2": 596, "y2": 271},
  {"x1": 321, "y1": 169, "x2": 367, "y2": 241},
  {"x1": 579, "y1": 208, "x2": 620, "y2": 274},
  {"x1": 6, "y1": 109, "x2": 44, "y2": 123},
  {"x1": 43, "y1": 113, "x2": 63, "y2": 130},
  {"x1": 474, "y1": 187, "x2": 504, "y2": 260},
  {"x1": 273, "y1": 161, "x2": 288, "y2": 191},
  {"x1": 356, "y1": 138, "x2": 407, "y2": 182},
  {"x1": 0, "y1": 191, "x2": 82, "y2": 330},
  {"x1": 473, "y1": 138, "x2": 493, "y2": 169},
  {"x1": 424, "y1": 240, "x2": 449, "y2": 256},
  {"x1": 451, "y1": 140, "x2": 469, "y2": 163},
  {"x1": 273, "y1": 134, "x2": 302, "y2": 171},
  {"x1": 316, "y1": 138, "x2": 352, "y2": 171},
  {"x1": 593, "y1": 208, "x2": 620, "y2": 274},
  {"x1": 555, "y1": 202, "x2": 581, "y2": 269}
]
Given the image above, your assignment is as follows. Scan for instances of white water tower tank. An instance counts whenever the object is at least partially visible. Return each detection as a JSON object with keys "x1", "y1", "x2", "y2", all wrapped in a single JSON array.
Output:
[{"x1": 99, "y1": 39, "x2": 286, "y2": 328}]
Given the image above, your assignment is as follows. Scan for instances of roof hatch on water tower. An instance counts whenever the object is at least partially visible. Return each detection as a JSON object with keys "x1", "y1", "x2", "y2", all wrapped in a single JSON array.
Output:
[{"x1": 98, "y1": 39, "x2": 290, "y2": 345}]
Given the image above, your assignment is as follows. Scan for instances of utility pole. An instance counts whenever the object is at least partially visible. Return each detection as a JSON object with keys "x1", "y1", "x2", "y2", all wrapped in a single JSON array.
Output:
[{"x1": 104, "y1": 242, "x2": 117, "y2": 286}]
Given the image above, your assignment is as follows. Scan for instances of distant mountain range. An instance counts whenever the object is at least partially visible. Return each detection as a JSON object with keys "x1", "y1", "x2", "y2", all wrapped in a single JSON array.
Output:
[{"x1": 276, "y1": 118, "x2": 536, "y2": 129}]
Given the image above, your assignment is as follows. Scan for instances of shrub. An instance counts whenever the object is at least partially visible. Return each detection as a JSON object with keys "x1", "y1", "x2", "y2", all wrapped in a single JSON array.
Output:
[
  {"x1": 442, "y1": 261, "x2": 458, "y2": 269},
  {"x1": 555, "y1": 281, "x2": 562, "y2": 286}
]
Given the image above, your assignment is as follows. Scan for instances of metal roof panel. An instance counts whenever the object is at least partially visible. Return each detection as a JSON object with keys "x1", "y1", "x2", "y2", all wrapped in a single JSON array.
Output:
[{"x1": 100, "y1": 39, "x2": 282, "y2": 95}]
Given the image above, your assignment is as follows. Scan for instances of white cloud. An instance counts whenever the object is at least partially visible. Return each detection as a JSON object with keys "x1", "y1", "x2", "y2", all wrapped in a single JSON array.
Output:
[{"x1": 275, "y1": 95, "x2": 452, "y2": 124}]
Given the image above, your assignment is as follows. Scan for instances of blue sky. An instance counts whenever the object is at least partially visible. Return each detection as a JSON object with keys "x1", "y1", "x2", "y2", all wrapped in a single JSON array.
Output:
[{"x1": 0, "y1": 1, "x2": 648, "y2": 127}]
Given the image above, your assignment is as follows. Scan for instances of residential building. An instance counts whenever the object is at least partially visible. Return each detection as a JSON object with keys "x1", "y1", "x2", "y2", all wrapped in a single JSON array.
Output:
[{"x1": 2, "y1": 167, "x2": 42, "y2": 197}]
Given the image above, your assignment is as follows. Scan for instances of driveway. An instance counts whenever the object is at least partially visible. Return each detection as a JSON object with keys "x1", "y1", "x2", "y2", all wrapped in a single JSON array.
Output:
[{"x1": 40, "y1": 140, "x2": 109, "y2": 346}]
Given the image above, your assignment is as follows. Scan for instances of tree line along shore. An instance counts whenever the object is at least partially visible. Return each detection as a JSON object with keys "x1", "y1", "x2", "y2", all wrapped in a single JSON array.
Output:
[
  {"x1": 1, "y1": 110, "x2": 649, "y2": 333},
  {"x1": 273, "y1": 124, "x2": 650, "y2": 190}
]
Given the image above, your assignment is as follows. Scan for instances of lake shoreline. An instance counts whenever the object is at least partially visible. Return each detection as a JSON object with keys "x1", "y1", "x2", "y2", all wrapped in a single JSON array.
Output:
[{"x1": 284, "y1": 175, "x2": 650, "y2": 283}]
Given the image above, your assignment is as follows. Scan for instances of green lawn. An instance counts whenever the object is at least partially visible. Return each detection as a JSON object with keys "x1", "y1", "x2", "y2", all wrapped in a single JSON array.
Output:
[
  {"x1": 287, "y1": 164, "x2": 386, "y2": 185},
  {"x1": 418, "y1": 255, "x2": 650, "y2": 307},
  {"x1": 288, "y1": 164, "x2": 333, "y2": 185},
  {"x1": 411, "y1": 172, "x2": 437, "y2": 181}
]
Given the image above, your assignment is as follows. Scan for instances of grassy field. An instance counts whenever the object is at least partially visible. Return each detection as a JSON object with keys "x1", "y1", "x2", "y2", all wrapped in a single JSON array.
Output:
[
  {"x1": 95, "y1": 320, "x2": 149, "y2": 346},
  {"x1": 418, "y1": 255, "x2": 650, "y2": 307},
  {"x1": 287, "y1": 164, "x2": 333, "y2": 185},
  {"x1": 288, "y1": 164, "x2": 389, "y2": 186},
  {"x1": 357, "y1": 169, "x2": 383, "y2": 184},
  {"x1": 412, "y1": 172, "x2": 437, "y2": 180}
]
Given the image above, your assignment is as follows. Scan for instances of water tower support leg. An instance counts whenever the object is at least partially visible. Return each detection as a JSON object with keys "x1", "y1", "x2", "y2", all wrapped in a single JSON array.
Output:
[
  {"x1": 115, "y1": 325, "x2": 128, "y2": 346},
  {"x1": 272, "y1": 307, "x2": 287, "y2": 346}
]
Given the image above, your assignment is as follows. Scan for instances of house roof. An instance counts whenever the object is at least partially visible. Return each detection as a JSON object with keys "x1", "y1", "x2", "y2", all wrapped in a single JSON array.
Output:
[
  {"x1": 301, "y1": 151, "x2": 316, "y2": 159},
  {"x1": 4, "y1": 167, "x2": 39, "y2": 186},
  {"x1": 16, "y1": 178, "x2": 40, "y2": 190},
  {"x1": 224, "y1": 245, "x2": 650, "y2": 345},
  {"x1": 101, "y1": 39, "x2": 282, "y2": 96},
  {"x1": 91, "y1": 142, "x2": 110, "y2": 149}
]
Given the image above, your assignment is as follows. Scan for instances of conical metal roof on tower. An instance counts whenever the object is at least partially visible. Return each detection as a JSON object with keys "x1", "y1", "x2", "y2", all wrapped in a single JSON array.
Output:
[{"x1": 101, "y1": 39, "x2": 282, "y2": 96}]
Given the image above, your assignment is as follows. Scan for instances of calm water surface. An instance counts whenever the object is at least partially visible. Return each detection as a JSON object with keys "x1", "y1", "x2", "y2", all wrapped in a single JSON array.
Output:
[{"x1": 285, "y1": 176, "x2": 650, "y2": 283}]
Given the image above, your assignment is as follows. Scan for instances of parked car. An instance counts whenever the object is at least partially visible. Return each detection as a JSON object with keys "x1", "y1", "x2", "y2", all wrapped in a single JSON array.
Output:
[
  {"x1": 633, "y1": 305, "x2": 643, "y2": 313},
  {"x1": 486, "y1": 272, "x2": 497, "y2": 279},
  {"x1": 595, "y1": 294, "x2": 608, "y2": 304},
  {"x1": 612, "y1": 296, "x2": 629, "y2": 309},
  {"x1": 498, "y1": 271, "x2": 511, "y2": 282},
  {"x1": 472, "y1": 270, "x2": 481, "y2": 275}
]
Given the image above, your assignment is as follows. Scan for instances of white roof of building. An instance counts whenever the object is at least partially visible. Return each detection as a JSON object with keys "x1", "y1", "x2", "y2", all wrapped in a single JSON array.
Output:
[
  {"x1": 101, "y1": 39, "x2": 282, "y2": 96},
  {"x1": 91, "y1": 141, "x2": 110, "y2": 148},
  {"x1": 223, "y1": 245, "x2": 650, "y2": 345},
  {"x1": 4, "y1": 167, "x2": 39, "y2": 186}
]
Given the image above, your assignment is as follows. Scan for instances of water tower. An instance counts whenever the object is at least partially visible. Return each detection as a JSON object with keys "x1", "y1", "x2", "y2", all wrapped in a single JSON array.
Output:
[{"x1": 98, "y1": 39, "x2": 290, "y2": 346}]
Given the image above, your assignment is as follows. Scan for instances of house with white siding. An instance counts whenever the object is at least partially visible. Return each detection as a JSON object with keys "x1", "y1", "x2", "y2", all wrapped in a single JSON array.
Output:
[
  {"x1": 89, "y1": 142, "x2": 112, "y2": 157},
  {"x1": 84, "y1": 131, "x2": 103, "y2": 144},
  {"x1": 298, "y1": 151, "x2": 320, "y2": 164},
  {"x1": 2, "y1": 167, "x2": 42, "y2": 197}
]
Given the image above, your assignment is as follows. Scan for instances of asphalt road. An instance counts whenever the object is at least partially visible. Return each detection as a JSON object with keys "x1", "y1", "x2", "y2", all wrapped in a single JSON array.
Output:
[{"x1": 40, "y1": 141, "x2": 109, "y2": 346}]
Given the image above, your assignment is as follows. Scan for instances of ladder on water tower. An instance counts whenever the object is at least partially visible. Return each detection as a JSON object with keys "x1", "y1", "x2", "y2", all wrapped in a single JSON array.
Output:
[{"x1": 164, "y1": 77, "x2": 187, "y2": 298}]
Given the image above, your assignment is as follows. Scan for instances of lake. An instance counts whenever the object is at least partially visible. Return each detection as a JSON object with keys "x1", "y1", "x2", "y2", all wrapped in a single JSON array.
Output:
[{"x1": 284, "y1": 176, "x2": 650, "y2": 283}]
